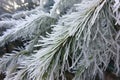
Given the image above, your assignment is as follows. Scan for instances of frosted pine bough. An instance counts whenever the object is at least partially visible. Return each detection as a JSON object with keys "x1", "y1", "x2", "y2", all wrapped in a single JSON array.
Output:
[{"x1": 0, "y1": 0, "x2": 120, "y2": 80}]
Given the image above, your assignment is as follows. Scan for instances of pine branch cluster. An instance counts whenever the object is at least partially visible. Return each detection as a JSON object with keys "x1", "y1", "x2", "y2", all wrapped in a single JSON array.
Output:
[{"x1": 0, "y1": 0, "x2": 120, "y2": 80}]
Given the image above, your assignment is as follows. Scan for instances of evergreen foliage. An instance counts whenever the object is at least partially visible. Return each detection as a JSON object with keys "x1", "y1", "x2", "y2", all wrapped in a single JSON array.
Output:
[{"x1": 0, "y1": 0, "x2": 120, "y2": 80}]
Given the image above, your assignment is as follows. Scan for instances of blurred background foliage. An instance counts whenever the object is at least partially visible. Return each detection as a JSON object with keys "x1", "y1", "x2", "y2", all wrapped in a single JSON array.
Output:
[{"x1": 0, "y1": 0, "x2": 39, "y2": 14}]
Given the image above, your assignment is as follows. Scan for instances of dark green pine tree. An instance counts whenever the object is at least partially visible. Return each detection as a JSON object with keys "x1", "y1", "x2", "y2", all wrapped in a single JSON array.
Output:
[{"x1": 0, "y1": 0, "x2": 120, "y2": 80}]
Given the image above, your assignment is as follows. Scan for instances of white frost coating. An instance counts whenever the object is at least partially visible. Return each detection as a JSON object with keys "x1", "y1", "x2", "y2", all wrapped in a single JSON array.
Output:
[
  {"x1": 0, "y1": 0, "x2": 120, "y2": 80},
  {"x1": 0, "y1": 49, "x2": 27, "y2": 80},
  {"x1": 0, "y1": 11, "x2": 56, "y2": 46},
  {"x1": 12, "y1": 7, "x2": 42, "y2": 19},
  {"x1": 50, "y1": 0, "x2": 82, "y2": 18},
  {"x1": 16, "y1": 0, "x2": 115, "y2": 80},
  {"x1": 0, "y1": 20, "x2": 16, "y2": 29},
  {"x1": 0, "y1": 0, "x2": 83, "y2": 46},
  {"x1": 12, "y1": 0, "x2": 51, "y2": 19},
  {"x1": 40, "y1": 0, "x2": 48, "y2": 8},
  {"x1": 112, "y1": 0, "x2": 120, "y2": 25}
]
